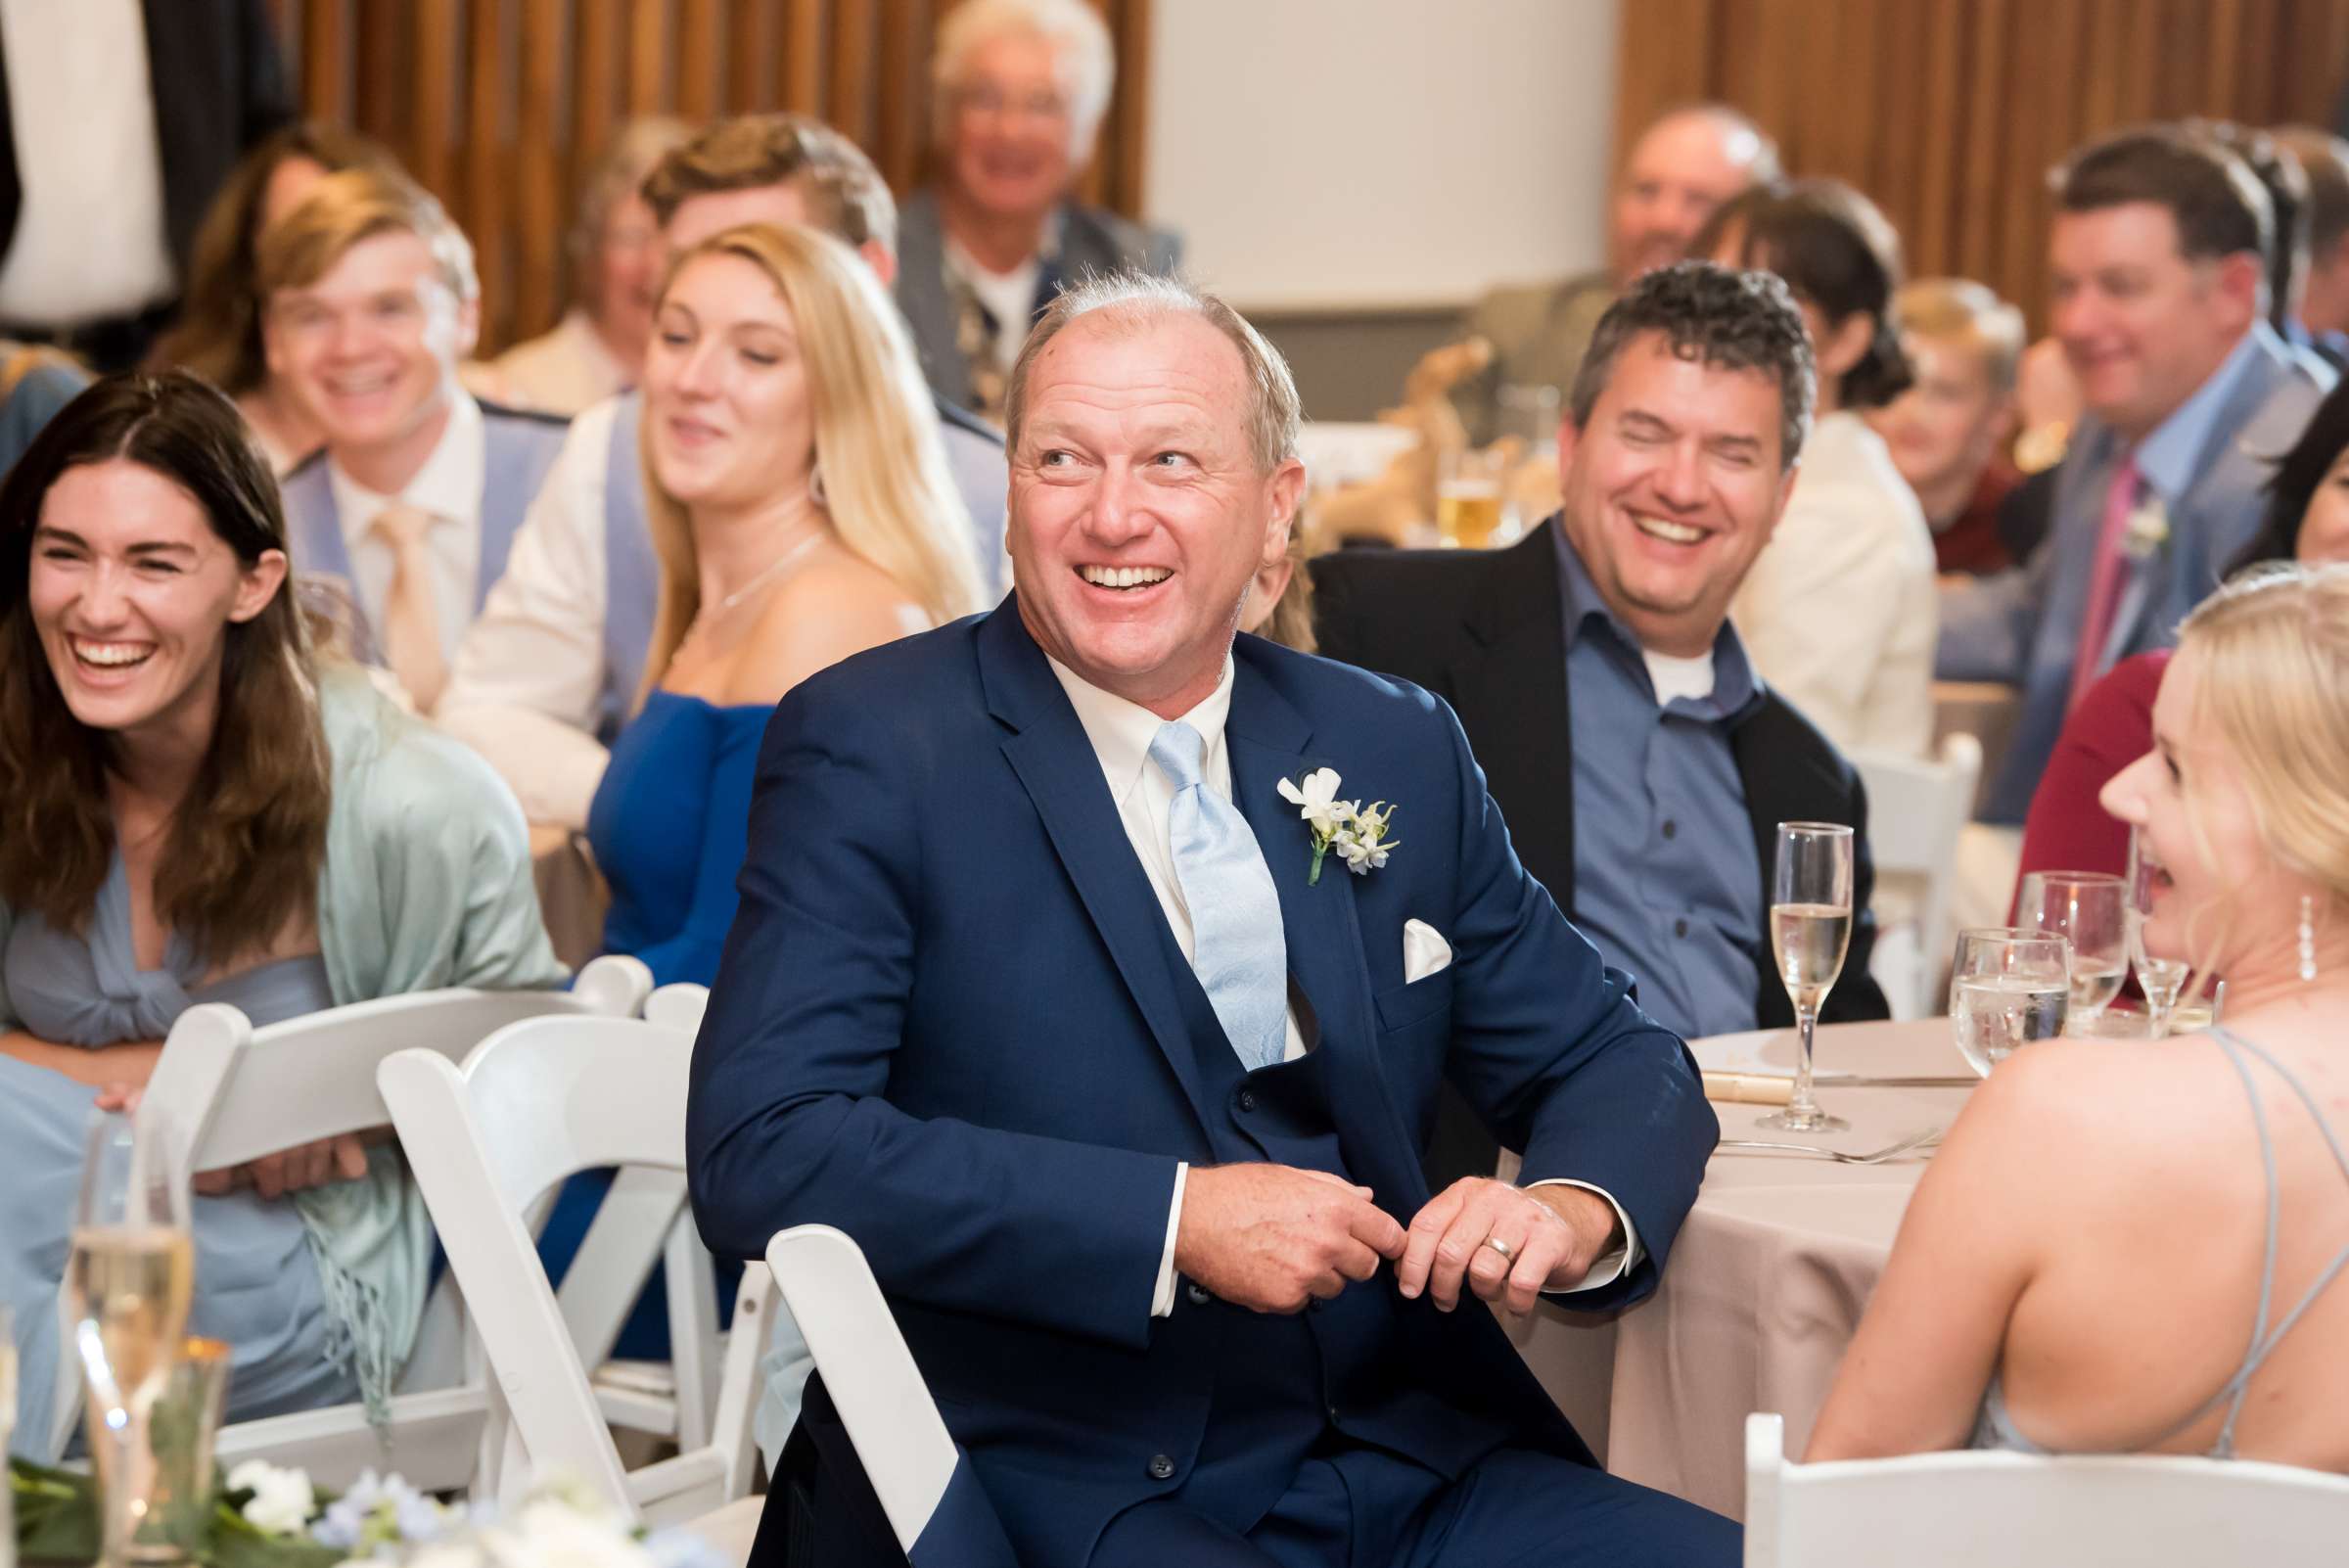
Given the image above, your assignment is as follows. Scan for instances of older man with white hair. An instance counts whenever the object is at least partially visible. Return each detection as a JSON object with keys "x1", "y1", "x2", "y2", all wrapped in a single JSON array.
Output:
[
  {"x1": 689, "y1": 268, "x2": 1732, "y2": 1567},
  {"x1": 896, "y1": 0, "x2": 1181, "y2": 423}
]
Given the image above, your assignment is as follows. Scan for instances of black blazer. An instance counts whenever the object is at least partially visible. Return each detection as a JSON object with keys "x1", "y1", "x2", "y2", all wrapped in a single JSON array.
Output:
[
  {"x1": 0, "y1": 0, "x2": 292, "y2": 281},
  {"x1": 1313, "y1": 520, "x2": 1892, "y2": 1033}
]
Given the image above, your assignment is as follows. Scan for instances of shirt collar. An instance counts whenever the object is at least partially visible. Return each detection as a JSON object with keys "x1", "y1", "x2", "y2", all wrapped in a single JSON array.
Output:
[
  {"x1": 1045, "y1": 650, "x2": 1236, "y2": 800},
  {"x1": 1550, "y1": 521, "x2": 1765, "y2": 722},
  {"x1": 2131, "y1": 324, "x2": 2268, "y2": 502},
  {"x1": 327, "y1": 388, "x2": 486, "y2": 544}
]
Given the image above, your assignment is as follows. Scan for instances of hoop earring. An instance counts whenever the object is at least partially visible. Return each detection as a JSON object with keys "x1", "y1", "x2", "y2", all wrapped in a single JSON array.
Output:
[
  {"x1": 2300, "y1": 894, "x2": 2319, "y2": 983},
  {"x1": 808, "y1": 463, "x2": 827, "y2": 509}
]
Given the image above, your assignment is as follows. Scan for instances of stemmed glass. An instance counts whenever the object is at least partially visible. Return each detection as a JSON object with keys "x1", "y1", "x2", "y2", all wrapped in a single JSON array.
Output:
[
  {"x1": 1760, "y1": 821, "x2": 1856, "y2": 1132},
  {"x1": 1950, "y1": 928, "x2": 2071, "y2": 1076},
  {"x1": 2015, "y1": 871, "x2": 2129, "y2": 1032},
  {"x1": 2126, "y1": 827, "x2": 2192, "y2": 1037},
  {"x1": 68, "y1": 1109, "x2": 194, "y2": 1568}
]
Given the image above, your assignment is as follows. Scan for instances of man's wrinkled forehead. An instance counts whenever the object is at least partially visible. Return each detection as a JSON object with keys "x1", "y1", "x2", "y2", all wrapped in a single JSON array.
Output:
[{"x1": 1026, "y1": 308, "x2": 1249, "y2": 435}]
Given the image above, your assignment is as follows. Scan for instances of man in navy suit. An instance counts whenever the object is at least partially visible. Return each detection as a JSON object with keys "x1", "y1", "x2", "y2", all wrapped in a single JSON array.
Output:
[{"x1": 688, "y1": 270, "x2": 1730, "y2": 1566}]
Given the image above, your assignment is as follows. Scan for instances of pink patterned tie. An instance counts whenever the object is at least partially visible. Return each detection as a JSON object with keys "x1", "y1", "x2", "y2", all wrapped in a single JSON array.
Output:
[{"x1": 2067, "y1": 457, "x2": 2141, "y2": 714}]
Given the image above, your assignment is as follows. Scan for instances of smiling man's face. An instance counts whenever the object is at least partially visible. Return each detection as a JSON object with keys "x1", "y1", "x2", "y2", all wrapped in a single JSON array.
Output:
[
  {"x1": 1557, "y1": 330, "x2": 1797, "y2": 657},
  {"x1": 1008, "y1": 306, "x2": 1303, "y2": 717}
]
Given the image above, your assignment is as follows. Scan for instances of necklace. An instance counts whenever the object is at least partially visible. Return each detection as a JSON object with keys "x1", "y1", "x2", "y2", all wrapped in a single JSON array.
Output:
[{"x1": 709, "y1": 527, "x2": 827, "y2": 617}]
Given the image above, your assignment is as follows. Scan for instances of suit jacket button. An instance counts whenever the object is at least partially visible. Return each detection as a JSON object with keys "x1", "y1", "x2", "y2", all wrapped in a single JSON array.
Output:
[
  {"x1": 1185, "y1": 1282, "x2": 1212, "y2": 1307},
  {"x1": 1237, "y1": 1088, "x2": 1258, "y2": 1113},
  {"x1": 1147, "y1": 1453, "x2": 1176, "y2": 1481}
]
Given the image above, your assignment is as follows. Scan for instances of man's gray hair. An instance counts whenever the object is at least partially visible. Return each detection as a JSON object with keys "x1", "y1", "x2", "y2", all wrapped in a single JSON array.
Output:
[
  {"x1": 932, "y1": 0, "x2": 1117, "y2": 160},
  {"x1": 1570, "y1": 260, "x2": 1817, "y2": 470},
  {"x1": 1005, "y1": 271, "x2": 1303, "y2": 474}
]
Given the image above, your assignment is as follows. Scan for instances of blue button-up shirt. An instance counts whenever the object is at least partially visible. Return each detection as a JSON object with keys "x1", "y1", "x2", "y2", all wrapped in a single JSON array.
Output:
[
  {"x1": 2132, "y1": 322, "x2": 2273, "y2": 506},
  {"x1": 1554, "y1": 530, "x2": 1768, "y2": 1039}
]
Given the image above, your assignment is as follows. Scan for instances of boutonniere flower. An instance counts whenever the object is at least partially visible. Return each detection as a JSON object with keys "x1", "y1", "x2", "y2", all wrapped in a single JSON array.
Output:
[
  {"x1": 1277, "y1": 768, "x2": 1402, "y2": 885},
  {"x1": 2120, "y1": 495, "x2": 2169, "y2": 561}
]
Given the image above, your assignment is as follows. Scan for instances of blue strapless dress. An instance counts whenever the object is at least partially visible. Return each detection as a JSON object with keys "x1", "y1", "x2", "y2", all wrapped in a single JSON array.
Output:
[{"x1": 3, "y1": 859, "x2": 352, "y2": 1460}]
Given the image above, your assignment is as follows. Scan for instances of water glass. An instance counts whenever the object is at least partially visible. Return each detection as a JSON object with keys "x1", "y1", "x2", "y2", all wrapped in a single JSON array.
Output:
[
  {"x1": 2016, "y1": 870, "x2": 2128, "y2": 1029},
  {"x1": 1496, "y1": 383, "x2": 1562, "y2": 456},
  {"x1": 136, "y1": 1339, "x2": 231, "y2": 1564},
  {"x1": 2126, "y1": 827, "x2": 2192, "y2": 1036},
  {"x1": 1950, "y1": 928, "x2": 2071, "y2": 1076},
  {"x1": 1760, "y1": 821, "x2": 1856, "y2": 1131}
]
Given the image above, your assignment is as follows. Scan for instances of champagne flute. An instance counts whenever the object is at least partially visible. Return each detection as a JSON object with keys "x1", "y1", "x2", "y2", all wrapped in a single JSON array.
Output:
[
  {"x1": 2126, "y1": 827, "x2": 2191, "y2": 1037},
  {"x1": 1761, "y1": 821, "x2": 1856, "y2": 1132},
  {"x1": 2016, "y1": 870, "x2": 2129, "y2": 1030},
  {"x1": 68, "y1": 1109, "x2": 194, "y2": 1568},
  {"x1": 1950, "y1": 928, "x2": 2071, "y2": 1076}
]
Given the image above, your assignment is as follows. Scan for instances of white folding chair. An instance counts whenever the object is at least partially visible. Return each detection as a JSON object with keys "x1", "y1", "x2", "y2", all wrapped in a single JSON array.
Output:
[
  {"x1": 760, "y1": 1225, "x2": 960, "y2": 1555},
  {"x1": 1744, "y1": 1411, "x2": 2349, "y2": 1566},
  {"x1": 378, "y1": 1014, "x2": 760, "y2": 1525},
  {"x1": 1851, "y1": 733, "x2": 1983, "y2": 1018},
  {"x1": 644, "y1": 982, "x2": 710, "y2": 1035},
  {"x1": 48, "y1": 956, "x2": 654, "y2": 1478}
]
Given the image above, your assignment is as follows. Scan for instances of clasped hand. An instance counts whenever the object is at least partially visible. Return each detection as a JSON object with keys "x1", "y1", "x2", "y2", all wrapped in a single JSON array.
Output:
[
  {"x1": 93, "y1": 1084, "x2": 371, "y2": 1198},
  {"x1": 1174, "y1": 1165, "x2": 1616, "y2": 1317}
]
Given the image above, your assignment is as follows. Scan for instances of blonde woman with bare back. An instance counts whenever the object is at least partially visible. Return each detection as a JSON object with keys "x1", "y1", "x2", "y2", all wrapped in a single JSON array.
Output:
[{"x1": 1810, "y1": 562, "x2": 2349, "y2": 1471}]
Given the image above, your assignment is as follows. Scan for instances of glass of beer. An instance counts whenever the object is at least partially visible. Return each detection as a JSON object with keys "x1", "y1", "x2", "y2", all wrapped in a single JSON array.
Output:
[{"x1": 1437, "y1": 446, "x2": 1507, "y2": 548}]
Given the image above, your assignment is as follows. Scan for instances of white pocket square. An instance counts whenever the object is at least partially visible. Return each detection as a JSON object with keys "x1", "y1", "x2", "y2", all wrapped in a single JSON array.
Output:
[{"x1": 1403, "y1": 919, "x2": 1453, "y2": 983}]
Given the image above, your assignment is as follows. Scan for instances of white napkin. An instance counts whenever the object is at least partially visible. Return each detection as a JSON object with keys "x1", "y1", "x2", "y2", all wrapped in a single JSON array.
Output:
[{"x1": 1403, "y1": 919, "x2": 1453, "y2": 983}]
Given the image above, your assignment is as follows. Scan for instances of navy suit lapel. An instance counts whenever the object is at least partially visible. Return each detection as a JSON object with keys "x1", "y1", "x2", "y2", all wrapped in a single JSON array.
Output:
[
  {"x1": 1226, "y1": 648, "x2": 1430, "y2": 1213},
  {"x1": 979, "y1": 605, "x2": 1213, "y2": 1132}
]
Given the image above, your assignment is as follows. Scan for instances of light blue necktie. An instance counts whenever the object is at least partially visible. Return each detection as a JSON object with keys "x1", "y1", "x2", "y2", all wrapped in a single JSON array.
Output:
[{"x1": 1148, "y1": 719, "x2": 1289, "y2": 1071}]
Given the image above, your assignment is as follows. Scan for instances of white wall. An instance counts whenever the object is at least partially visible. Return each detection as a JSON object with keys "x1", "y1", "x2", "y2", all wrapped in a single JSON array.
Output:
[{"x1": 1143, "y1": 0, "x2": 1620, "y2": 313}]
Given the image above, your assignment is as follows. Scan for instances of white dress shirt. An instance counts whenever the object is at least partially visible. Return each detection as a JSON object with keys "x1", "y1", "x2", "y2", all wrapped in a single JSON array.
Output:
[
  {"x1": 1043, "y1": 652, "x2": 1636, "y2": 1318},
  {"x1": 484, "y1": 309, "x2": 630, "y2": 417},
  {"x1": 1731, "y1": 411, "x2": 1938, "y2": 758},
  {"x1": 945, "y1": 237, "x2": 1043, "y2": 385},
  {"x1": 327, "y1": 391, "x2": 487, "y2": 667},
  {"x1": 0, "y1": 0, "x2": 175, "y2": 324}
]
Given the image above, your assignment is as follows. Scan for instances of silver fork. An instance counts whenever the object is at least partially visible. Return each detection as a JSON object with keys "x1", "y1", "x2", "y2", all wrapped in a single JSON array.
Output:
[{"x1": 1716, "y1": 1127, "x2": 1944, "y2": 1164}]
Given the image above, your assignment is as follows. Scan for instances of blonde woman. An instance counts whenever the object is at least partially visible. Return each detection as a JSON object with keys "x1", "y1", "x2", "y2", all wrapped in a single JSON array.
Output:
[
  {"x1": 1809, "y1": 563, "x2": 2349, "y2": 1470},
  {"x1": 584, "y1": 221, "x2": 985, "y2": 989}
]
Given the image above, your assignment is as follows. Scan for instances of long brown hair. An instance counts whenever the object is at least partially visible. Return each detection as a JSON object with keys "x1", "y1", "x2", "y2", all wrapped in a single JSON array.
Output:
[
  {"x1": 0, "y1": 373, "x2": 332, "y2": 964},
  {"x1": 150, "y1": 123, "x2": 398, "y2": 394},
  {"x1": 639, "y1": 224, "x2": 985, "y2": 697}
]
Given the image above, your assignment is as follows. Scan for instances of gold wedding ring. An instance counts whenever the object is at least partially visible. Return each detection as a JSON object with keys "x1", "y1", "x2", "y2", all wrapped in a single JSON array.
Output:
[{"x1": 1484, "y1": 1235, "x2": 1517, "y2": 1262}]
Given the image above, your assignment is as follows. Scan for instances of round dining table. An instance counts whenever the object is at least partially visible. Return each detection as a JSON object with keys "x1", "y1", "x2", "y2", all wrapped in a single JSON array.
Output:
[{"x1": 1505, "y1": 1017, "x2": 1981, "y2": 1521}]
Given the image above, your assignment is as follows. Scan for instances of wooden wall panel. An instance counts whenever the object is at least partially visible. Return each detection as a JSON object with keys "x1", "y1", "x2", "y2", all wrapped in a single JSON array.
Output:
[
  {"x1": 274, "y1": 0, "x2": 1153, "y2": 351},
  {"x1": 1617, "y1": 0, "x2": 2349, "y2": 332}
]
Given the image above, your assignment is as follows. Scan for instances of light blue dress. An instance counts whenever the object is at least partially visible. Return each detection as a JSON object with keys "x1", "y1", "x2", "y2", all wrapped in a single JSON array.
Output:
[{"x1": 2, "y1": 665, "x2": 567, "y2": 1459}]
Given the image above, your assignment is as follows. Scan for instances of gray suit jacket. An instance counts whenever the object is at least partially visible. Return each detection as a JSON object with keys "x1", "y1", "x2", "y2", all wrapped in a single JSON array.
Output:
[
  {"x1": 1939, "y1": 327, "x2": 2326, "y2": 821},
  {"x1": 895, "y1": 186, "x2": 1181, "y2": 412}
]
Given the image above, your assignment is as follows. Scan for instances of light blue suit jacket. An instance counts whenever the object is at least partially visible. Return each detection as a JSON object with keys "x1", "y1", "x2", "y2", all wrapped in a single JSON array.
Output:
[{"x1": 1939, "y1": 328, "x2": 2326, "y2": 821}]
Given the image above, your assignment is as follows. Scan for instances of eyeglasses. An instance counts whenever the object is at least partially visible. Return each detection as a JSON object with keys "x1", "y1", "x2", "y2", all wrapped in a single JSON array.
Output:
[{"x1": 956, "y1": 82, "x2": 1071, "y2": 124}]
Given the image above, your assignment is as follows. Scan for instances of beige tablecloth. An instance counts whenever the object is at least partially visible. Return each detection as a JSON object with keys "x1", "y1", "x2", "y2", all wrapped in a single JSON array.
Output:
[{"x1": 1516, "y1": 1019, "x2": 1978, "y2": 1520}]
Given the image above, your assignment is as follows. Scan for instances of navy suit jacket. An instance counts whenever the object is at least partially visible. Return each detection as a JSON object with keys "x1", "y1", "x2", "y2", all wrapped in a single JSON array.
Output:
[
  {"x1": 687, "y1": 602, "x2": 1716, "y2": 1566},
  {"x1": 1938, "y1": 327, "x2": 2326, "y2": 821}
]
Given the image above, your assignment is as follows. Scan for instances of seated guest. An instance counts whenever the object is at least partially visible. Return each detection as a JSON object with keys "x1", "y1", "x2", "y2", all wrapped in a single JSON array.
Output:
[
  {"x1": 0, "y1": 342, "x2": 90, "y2": 474},
  {"x1": 485, "y1": 118, "x2": 692, "y2": 415},
  {"x1": 588, "y1": 221, "x2": 984, "y2": 991},
  {"x1": 2273, "y1": 124, "x2": 2349, "y2": 364},
  {"x1": 896, "y1": 0, "x2": 1180, "y2": 422},
  {"x1": 1243, "y1": 516, "x2": 1315, "y2": 652},
  {"x1": 261, "y1": 167, "x2": 569, "y2": 714},
  {"x1": 0, "y1": 372, "x2": 563, "y2": 1457},
  {"x1": 2193, "y1": 120, "x2": 2339, "y2": 389},
  {"x1": 1870, "y1": 279, "x2": 2027, "y2": 576},
  {"x1": 1453, "y1": 104, "x2": 1780, "y2": 445},
  {"x1": 1811, "y1": 562, "x2": 2349, "y2": 1467},
  {"x1": 1940, "y1": 126, "x2": 2328, "y2": 823},
  {"x1": 1315, "y1": 262, "x2": 1889, "y2": 1188},
  {"x1": 1699, "y1": 179, "x2": 1938, "y2": 758},
  {"x1": 691, "y1": 267, "x2": 1734, "y2": 1567},
  {"x1": 2016, "y1": 372, "x2": 2349, "y2": 888},
  {"x1": 151, "y1": 123, "x2": 401, "y2": 473},
  {"x1": 437, "y1": 115, "x2": 1006, "y2": 831}
]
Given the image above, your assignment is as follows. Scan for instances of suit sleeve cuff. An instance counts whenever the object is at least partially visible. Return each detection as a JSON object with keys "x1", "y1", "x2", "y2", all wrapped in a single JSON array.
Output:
[
  {"x1": 1150, "y1": 1162, "x2": 1188, "y2": 1318},
  {"x1": 1526, "y1": 1177, "x2": 1640, "y2": 1293}
]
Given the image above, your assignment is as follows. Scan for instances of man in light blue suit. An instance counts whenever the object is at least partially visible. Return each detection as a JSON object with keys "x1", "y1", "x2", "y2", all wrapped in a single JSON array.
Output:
[
  {"x1": 1941, "y1": 126, "x2": 2330, "y2": 822},
  {"x1": 688, "y1": 271, "x2": 1730, "y2": 1567}
]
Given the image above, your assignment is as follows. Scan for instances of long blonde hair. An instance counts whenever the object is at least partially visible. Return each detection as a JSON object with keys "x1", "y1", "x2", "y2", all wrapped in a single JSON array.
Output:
[
  {"x1": 639, "y1": 223, "x2": 986, "y2": 692},
  {"x1": 2168, "y1": 563, "x2": 2349, "y2": 973}
]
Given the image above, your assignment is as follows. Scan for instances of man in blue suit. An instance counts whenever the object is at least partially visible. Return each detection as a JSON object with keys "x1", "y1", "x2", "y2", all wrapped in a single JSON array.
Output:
[
  {"x1": 688, "y1": 270, "x2": 1731, "y2": 1566},
  {"x1": 1940, "y1": 126, "x2": 2331, "y2": 822}
]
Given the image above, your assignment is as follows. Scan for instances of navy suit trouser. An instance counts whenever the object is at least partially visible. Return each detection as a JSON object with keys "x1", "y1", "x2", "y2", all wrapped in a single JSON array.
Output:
[{"x1": 1089, "y1": 1441, "x2": 1738, "y2": 1567}]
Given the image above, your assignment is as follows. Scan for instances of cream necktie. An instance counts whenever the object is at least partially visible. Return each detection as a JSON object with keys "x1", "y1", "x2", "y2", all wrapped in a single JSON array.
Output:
[{"x1": 369, "y1": 502, "x2": 448, "y2": 713}]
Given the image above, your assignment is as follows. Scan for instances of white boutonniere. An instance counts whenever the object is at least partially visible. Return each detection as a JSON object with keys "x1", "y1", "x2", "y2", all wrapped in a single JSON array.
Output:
[
  {"x1": 1277, "y1": 768, "x2": 1402, "y2": 885},
  {"x1": 2120, "y1": 494, "x2": 2169, "y2": 561}
]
